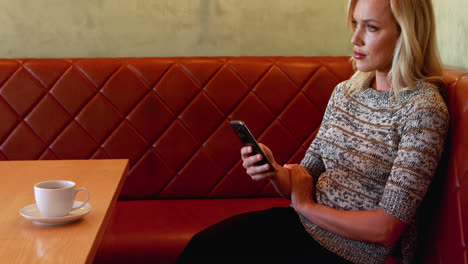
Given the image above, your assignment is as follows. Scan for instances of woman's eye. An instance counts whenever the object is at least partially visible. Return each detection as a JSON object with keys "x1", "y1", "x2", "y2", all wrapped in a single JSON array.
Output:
[
  {"x1": 368, "y1": 25, "x2": 378, "y2": 32},
  {"x1": 352, "y1": 20, "x2": 358, "y2": 29}
]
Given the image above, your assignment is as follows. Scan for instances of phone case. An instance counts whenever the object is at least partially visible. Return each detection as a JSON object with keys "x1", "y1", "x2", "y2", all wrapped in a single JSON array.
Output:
[{"x1": 230, "y1": 120, "x2": 275, "y2": 172}]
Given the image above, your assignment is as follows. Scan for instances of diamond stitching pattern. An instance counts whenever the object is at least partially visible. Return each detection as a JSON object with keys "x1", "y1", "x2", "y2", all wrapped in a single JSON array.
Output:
[
  {"x1": 50, "y1": 121, "x2": 98, "y2": 159},
  {"x1": 0, "y1": 60, "x2": 20, "y2": 85},
  {"x1": 227, "y1": 57, "x2": 273, "y2": 87},
  {"x1": 74, "y1": 59, "x2": 122, "y2": 88},
  {"x1": 0, "y1": 67, "x2": 45, "y2": 117},
  {"x1": 229, "y1": 92, "x2": 276, "y2": 137},
  {"x1": 0, "y1": 97, "x2": 19, "y2": 142},
  {"x1": 127, "y1": 92, "x2": 174, "y2": 142},
  {"x1": 50, "y1": 66, "x2": 97, "y2": 115},
  {"x1": 126, "y1": 58, "x2": 174, "y2": 87},
  {"x1": 153, "y1": 120, "x2": 200, "y2": 172},
  {"x1": 203, "y1": 121, "x2": 243, "y2": 170},
  {"x1": 75, "y1": 94, "x2": 123, "y2": 144},
  {"x1": 7, "y1": 57, "x2": 468, "y2": 262},
  {"x1": 101, "y1": 66, "x2": 149, "y2": 115},
  {"x1": 205, "y1": 65, "x2": 250, "y2": 115},
  {"x1": 23, "y1": 59, "x2": 71, "y2": 89},
  {"x1": 276, "y1": 57, "x2": 321, "y2": 87},
  {"x1": 154, "y1": 65, "x2": 200, "y2": 114},
  {"x1": 159, "y1": 148, "x2": 226, "y2": 198},
  {"x1": 254, "y1": 65, "x2": 300, "y2": 115},
  {"x1": 0, "y1": 122, "x2": 46, "y2": 160},
  {"x1": 102, "y1": 121, "x2": 148, "y2": 166},
  {"x1": 25, "y1": 95, "x2": 70, "y2": 143},
  {"x1": 121, "y1": 149, "x2": 175, "y2": 199},
  {"x1": 279, "y1": 93, "x2": 322, "y2": 142},
  {"x1": 0, "y1": 57, "x2": 356, "y2": 200},
  {"x1": 178, "y1": 92, "x2": 225, "y2": 143},
  {"x1": 303, "y1": 66, "x2": 341, "y2": 113},
  {"x1": 178, "y1": 58, "x2": 225, "y2": 87}
]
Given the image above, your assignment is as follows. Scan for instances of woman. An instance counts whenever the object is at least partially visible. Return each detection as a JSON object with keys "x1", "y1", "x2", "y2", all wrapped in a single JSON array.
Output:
[{"x1": 177, "y1": 0, "x2": 448, "y2": 263}]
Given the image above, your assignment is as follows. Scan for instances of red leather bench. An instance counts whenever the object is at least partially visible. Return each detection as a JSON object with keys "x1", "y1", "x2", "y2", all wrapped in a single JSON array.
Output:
[{"x1": 0, "y1": 57, "x2": 466, "y2": 264}]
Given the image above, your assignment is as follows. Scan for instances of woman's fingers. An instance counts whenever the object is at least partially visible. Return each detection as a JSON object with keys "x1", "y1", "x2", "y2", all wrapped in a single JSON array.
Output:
[
  {"x1": 285, "y1": 164, "x2": 302, "y2": 174},
  {"x1": 240, "y1": 145, "x2": 276, "y2": 181},
  {"x1": 251, "y1": 170, "x2": 275, "y2": 181},
  {"x1": 242, "y1": 153, "x2": 262, "y2": 168},
  {"x1": 240, "y1": 146, "x2": 252, "y2": 158},
  {"x1": 246, "y1": 163, "x2": 270, "y2": 175}
]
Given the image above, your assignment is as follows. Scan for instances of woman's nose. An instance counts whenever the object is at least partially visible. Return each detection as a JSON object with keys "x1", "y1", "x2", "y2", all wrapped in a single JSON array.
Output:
[{"x1": 351, "y1": 29, "x2": 364, "y2": 46}]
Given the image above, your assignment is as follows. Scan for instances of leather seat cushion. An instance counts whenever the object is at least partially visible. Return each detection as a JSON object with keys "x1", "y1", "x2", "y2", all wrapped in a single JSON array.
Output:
[{"x1": 94, "y1": 198, "x2": 291, "y2": 264}]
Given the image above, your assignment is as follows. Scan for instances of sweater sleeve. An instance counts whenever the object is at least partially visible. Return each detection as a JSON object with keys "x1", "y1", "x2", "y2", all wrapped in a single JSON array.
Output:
[
  {"x1": 300, "y1": 82, "x2": 342, "y2": 182},
  {"x1": 378, "y1": 94, "x2": 449, "y2": 223}
]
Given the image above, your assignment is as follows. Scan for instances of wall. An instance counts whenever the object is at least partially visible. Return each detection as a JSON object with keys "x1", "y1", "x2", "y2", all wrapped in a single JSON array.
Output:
[
  {"x1": 0, "y1": 0, "x2": 352, "y2": 58},
  {"x1": 433, "y1": 0, "x2": 468, "y2": 70},
  {"x1": 0, "y1": 0, "x2": 466, "y2": 70}
]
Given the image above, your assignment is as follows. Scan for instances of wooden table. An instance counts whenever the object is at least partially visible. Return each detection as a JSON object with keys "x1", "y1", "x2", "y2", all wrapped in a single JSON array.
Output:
[{"x1": 0, "y1": 159, "x2": 129, "y2": 264}]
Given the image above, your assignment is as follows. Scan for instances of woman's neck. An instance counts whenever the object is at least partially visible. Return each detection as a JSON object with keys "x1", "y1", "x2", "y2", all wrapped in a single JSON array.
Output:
[{"x1": 371, "y1": 71, "x2": 391, "y2": 92}]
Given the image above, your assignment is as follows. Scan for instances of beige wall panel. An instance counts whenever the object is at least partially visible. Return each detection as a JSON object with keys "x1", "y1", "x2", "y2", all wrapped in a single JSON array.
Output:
[
  {"x1": 433, "y1": 0, "x2": 468, "y2": 70},
  {"x1": 0, "y1": 0, "x2": 466, "y2": 70},
  {"x1": 0, "y1": 0, "x2": 352, "y2": 58}
]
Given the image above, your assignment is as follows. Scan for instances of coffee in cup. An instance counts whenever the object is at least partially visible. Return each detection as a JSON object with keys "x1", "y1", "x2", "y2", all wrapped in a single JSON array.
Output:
[{"x1": 34, "y1": 180, "x2": 90, "y2": 218}]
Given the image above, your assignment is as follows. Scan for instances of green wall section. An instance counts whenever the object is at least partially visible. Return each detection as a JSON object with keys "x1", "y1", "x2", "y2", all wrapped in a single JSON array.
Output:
[{"x1": 0, "y1": 0, "x2": 466, "y2": 70}]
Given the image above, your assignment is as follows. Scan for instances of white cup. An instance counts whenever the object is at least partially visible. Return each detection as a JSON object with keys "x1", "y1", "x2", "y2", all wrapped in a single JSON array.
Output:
[{"x1": 34, "y1": 180, "x2": 90, "y2": 218}]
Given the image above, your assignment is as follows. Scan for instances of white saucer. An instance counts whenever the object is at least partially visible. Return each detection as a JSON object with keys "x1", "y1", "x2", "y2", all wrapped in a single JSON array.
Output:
[{"x1": 20, "y1": 201, "x2": 92, "y2": 225}]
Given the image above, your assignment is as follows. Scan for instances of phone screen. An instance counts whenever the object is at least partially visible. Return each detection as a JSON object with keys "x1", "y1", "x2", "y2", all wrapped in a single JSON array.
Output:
[{"x1": 230, "y1": 120, "x2": 275, "y2": 172}]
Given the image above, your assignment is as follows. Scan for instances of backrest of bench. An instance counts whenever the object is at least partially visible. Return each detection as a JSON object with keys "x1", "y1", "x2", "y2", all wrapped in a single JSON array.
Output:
[{"x1": 0, "y1": 57, "x2": 353, "y2": 199}]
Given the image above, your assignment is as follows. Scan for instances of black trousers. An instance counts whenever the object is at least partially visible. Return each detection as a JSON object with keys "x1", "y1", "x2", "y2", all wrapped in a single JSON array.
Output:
[{"x1": 177, "y1": 207, "x2": 353, "y2": 264}]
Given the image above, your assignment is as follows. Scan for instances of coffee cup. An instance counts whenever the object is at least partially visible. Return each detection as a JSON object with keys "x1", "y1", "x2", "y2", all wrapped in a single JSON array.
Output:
[{"x1": 34, "y1": 180, "x2": 90, "y2": 218}]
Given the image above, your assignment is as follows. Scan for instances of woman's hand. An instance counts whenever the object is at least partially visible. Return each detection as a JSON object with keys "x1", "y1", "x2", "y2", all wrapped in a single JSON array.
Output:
[
  {"x1": 285, "y1": 165, "x2": 407, "y2": 246},
  {"x1": 241, "y1": 144, "x2": 291, "y2": 198},
  {"x1": 286, "y1": 164, "x2": 316, "y2": 213},
  {"x1": 241, "y1": 143, "x2": 278, "y2": 181}
]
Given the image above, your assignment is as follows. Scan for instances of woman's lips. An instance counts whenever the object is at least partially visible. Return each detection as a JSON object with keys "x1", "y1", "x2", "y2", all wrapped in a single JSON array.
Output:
[{"x1": 353, "y1": 51, "x2": 366, "y2": 59}]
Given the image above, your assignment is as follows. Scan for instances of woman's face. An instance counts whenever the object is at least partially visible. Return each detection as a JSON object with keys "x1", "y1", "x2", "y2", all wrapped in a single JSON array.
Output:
[{"x1": 351, "y1": 0, "x2": 400, "y2": 74}]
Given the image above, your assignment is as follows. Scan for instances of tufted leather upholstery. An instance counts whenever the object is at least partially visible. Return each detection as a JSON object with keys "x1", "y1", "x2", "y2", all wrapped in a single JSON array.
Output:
[
  {"x1": 0, "y1": 57, "x2": 466, "y2": 263},
  {"x1": 417, "y1": 70, "x2": 468, "y2": 264},
  {"x1": 0, "y1": 57, "x2": 352, "y2": 199}
]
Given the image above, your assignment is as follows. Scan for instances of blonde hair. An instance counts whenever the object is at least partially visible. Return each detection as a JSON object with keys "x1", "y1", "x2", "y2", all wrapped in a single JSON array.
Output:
[{"x1": 346, "y1": 0, "x2": 444, "y2": 96}]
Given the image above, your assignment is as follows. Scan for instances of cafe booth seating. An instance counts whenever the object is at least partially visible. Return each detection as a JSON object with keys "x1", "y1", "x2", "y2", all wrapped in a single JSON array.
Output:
[{"x1": 0, "y1": 57, "x2": 467, "y2": 264}]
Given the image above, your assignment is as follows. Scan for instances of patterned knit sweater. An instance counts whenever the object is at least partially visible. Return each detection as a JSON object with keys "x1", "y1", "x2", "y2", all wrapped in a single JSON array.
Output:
[{"x1": 298, "y1": 79, "x2": 449, "y2": 264}]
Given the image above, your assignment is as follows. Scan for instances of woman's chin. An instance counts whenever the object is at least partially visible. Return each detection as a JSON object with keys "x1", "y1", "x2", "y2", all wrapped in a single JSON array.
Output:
[{"x1": 355, "y1": 63, "x2": 374, "y2": 73}]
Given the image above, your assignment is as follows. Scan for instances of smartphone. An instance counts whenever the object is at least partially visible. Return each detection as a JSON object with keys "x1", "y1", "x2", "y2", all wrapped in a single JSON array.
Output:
[{"x1": 230, "y1": 120, "x2": 275, "y2": 172}]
